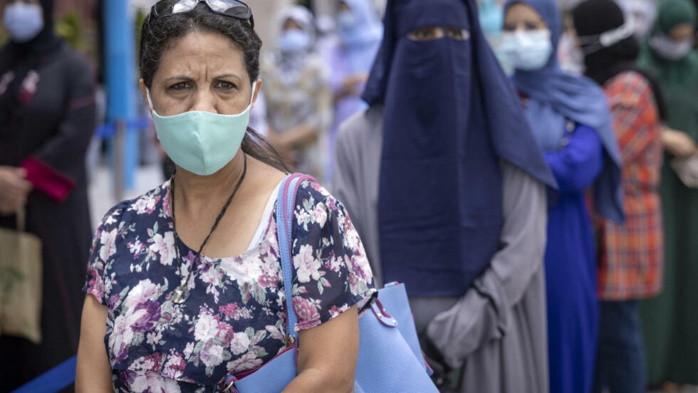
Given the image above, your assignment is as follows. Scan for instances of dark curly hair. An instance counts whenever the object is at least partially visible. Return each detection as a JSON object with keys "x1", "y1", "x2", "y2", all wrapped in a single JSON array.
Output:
[{"x1": 139, "y1": 1, "x2": 289, "y2": 172}]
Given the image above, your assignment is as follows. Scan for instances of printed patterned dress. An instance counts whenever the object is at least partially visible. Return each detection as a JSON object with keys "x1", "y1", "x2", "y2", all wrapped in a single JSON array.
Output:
[{"x1": 83, "y1": 179, "x2": 375, "y2": 392}]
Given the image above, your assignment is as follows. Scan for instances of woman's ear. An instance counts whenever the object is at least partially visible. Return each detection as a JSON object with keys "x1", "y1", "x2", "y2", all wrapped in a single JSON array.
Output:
[
  {"x1": 139, "y1": 79, "x2": 152, "y2": 112},
  {"x1": 251, "y1": 79, "x2": 262, "y2": 110}
]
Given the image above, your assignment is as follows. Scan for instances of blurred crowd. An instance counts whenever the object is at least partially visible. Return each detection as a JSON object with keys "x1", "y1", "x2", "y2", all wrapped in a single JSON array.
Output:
[{"x1": 2, "y1": 0, "x2": 698, "y2": 392}]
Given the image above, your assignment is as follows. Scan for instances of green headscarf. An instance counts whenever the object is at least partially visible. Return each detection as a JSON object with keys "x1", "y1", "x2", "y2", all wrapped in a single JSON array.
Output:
[
  {"x1": 655, "y1": 0, "x2": 697, "y2": 34},
  {"x1": 639, "y1": 0, "x2": 698, "y2": 135}
]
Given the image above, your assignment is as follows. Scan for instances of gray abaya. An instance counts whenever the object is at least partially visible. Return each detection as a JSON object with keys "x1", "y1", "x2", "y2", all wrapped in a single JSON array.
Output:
[{"x1": 334, "y1": 106, "x2": 549, "y2": 393}]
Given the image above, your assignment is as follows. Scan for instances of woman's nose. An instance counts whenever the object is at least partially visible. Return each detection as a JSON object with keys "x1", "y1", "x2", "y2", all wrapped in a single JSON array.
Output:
[{"x1": 190, "y1": 90, "x2": 218, "y2": 114}]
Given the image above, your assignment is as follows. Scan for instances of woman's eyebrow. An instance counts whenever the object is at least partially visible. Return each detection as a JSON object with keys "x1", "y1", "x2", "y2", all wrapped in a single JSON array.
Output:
[
  {"x1": 164, "y1": 75, "x2": 194, "y2": 83},
  {"x1": 214, "y1": 73, "x2": 242, "y2": 82}
]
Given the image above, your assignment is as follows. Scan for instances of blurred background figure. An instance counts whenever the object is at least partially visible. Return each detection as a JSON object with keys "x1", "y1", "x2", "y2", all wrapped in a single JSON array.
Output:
[
  {"x1": 558, "y1": 12, "x2": 586, "y2": 74},
  {"x1": 315, "y1": 13, "x2": 338, "y2": 66},
  {"x1": 637, "y1": 0, "x2": 698, "y2": 390},
  {"x1": 477, "y1": 0, "x2": 516, "y2": 74},
  {"x1": 501, "y1": 0, "x2": 624, "y2": 392},
  {"x1": 324, "y1": 0, "x2": 382, "y2": 186},
  {"x1": 572, "y1": 1, "x2": 666, "y2": 392},
  {"x1": 0, "y1": 0, "x2": 95, "y2": 390},
  {"x1": 335, "y1": 0, "x2": 556, "y2": 391},
  {"x1": 478, "y1": 0, "x2": 504, "y2": 40},
  {"x1": 261, "y1": 5, "x2": 332, "y2": 182},
  {"x1": 622, "y1": 0, "x2": 660, "y2": 39}
]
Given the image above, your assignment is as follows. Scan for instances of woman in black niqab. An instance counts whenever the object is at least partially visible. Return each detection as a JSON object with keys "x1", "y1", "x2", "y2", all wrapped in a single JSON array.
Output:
[{"x1": 0, "y1": 0, "x2": 96, "y2": 390}]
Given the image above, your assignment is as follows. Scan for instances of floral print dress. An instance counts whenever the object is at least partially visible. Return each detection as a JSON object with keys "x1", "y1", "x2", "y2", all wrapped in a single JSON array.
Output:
[{"x1": 83, "y1": 179, "x2": 376, "y2": 392}]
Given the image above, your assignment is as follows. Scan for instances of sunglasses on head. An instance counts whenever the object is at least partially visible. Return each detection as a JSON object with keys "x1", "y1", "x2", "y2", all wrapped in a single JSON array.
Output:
[{"x1": 151, "y1": 0, "x2": 254, "y2": 29}]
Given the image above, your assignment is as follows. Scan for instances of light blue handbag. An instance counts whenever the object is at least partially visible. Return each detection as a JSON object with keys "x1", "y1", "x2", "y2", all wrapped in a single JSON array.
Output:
[{"x1": 223, "y1": 174, "x2": 438, "y2": 392}]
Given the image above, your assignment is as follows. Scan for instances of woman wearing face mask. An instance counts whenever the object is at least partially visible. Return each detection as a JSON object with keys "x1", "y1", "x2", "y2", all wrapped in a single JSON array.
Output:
[
  {"x1": 0, "y1": 0, "x2": 96, "y2": 389},
  {"x1": 501, "y1": 0, "x2": 624, "y2": 392},
  {"x1": 335, "y1": 0, "x2": 557, "y2": 391},
  {"x1": 261, "y1": 6, "x2": 332, "y2": 182},
  {"x1": 76, "y1": 1, "x2": 375, "y2": 391},
  {"x1": 572, "y1": 1, "x2": 666, "y2": 392},
  {"x1": 636, "y1": 0, "x2": 698, "y2": 388},
  {"x1": 325, "y1": 0, "x2": 382, "y2": 185}
]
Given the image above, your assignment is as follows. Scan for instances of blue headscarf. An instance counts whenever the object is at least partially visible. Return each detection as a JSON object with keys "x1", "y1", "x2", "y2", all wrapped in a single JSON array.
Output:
[
  {"x1": 363, "y1": 0, "x2": 556, "y2": 297},
  {"x1": 506, "y1": 0, "x2": 624, "y2": 223},
  {"x1": 337, "y1": 0, "x2": 384, "y2": 73}
]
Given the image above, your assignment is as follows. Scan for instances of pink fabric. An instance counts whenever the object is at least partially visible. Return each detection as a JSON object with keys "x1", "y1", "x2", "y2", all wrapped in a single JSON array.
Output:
[{"x1": 20, "y1": 156, "x2": 75, "y2": 202}]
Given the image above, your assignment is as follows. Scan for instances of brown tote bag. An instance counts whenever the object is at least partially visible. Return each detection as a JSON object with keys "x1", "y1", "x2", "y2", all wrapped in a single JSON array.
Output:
[{"x1": 0, "y1": 207, "x2": 43, "y2": 344}]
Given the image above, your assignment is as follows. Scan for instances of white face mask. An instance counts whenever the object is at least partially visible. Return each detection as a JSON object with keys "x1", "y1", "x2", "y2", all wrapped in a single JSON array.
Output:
[
  {"x1": 3, "y1": 3, "x2": 44, "y2": 43},
  {"x1": 500, "y1": 29, "x2": 553, "y2": 71},
  {"x1": 277, "y1": 29, "x2": 310, "y2": 53},
  {"x1": 649, "y1": 34, "x2": 694, "y2": 60}
]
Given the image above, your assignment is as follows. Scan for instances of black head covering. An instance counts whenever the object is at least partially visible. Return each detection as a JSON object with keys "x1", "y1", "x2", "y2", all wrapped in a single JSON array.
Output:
[
  {"x1": 0, "y1": 0, "x2": 62, "y2": 125},
  {"x1": 5, "y1": 0, "x2": 60, "y2": 60},
  {"x1": 572, "y1": 0, "x2": 667, "y2": 119}
]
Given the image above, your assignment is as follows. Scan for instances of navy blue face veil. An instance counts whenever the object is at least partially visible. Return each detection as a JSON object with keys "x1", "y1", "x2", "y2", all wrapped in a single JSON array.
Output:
[{"x1": 363, "y1": 0, "x2": 555, "y2": 296}]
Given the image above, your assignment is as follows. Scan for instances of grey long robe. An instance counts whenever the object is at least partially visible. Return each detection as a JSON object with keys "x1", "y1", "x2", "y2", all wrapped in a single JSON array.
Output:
[{"x1": 333, "y1": 106, "x2": 549, "y2": 393}]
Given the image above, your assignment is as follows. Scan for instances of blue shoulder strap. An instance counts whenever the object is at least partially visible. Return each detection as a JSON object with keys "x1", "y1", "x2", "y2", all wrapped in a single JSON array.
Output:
[{"x1": 276, "y1": 174, "x2": 301, "y2": 344}]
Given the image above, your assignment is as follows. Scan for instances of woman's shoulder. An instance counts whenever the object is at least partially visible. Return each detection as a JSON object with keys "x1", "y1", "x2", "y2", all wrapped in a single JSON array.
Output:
[
  {"x1": 295, "y1": 177, "x2": 335, "y2": 209},
  {"x1": 604, "y1": 71, "x2": 653, "y2": 106},
  {"x1": 607, "y1": 70, "x2": 651, "y2": 90},
  {"x1": 95, "y1": 182, "x2": 170, "y2": 232},
  {"x1": 292, "y1": 178, "x2": 350, "y2": 227}
]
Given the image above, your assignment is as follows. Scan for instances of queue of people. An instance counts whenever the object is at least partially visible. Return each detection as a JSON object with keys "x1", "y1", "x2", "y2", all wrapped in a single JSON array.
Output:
[
  {"x1": 1, "y1": 0, "x2": 698, "y2": 391},
  {"x1": 335, "y1": 0, "x2": 698, "y2": 391}
]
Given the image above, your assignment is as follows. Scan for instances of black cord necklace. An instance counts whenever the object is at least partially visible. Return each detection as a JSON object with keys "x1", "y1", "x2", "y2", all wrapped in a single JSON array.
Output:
[{"x1": 170, "y1": 154, "x2": 248, "y2": 304}]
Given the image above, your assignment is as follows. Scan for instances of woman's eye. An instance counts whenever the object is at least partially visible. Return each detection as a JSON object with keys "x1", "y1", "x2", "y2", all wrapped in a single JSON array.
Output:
[
  {"x1": 502, "y1": 23, "x2": 516, "y2": 32},
  {"x1": 525, "y1": 22, "x2": 540, "y2": 31},
  {"x1": 446, "y1": 28, "x2": 469, "y2": 41},
  {"x1": 216, "y1": 81, "x2": 237, "y2": 90},
  {"x1": 408, "y1": 28, "x2": 442, "y2": 41},
  {"x1": 170, "y1": 82, "x2": 191, "y2": 90}
]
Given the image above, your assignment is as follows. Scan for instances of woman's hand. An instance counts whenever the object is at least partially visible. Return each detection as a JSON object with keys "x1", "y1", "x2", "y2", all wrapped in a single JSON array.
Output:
[
  {"x1": 282, "y1": 305, "x2": 359, "y2": 393},
  {"x1": 76, "y1": 295, "x2": 113, "y2": 393},
  {"x1": 663, "y1": 128, "x2": 697, "y2": 157},
  {"x1": 338, "y1": 74, "x2": 369, "y2": 100},
  {"x1": 0, "y1": 167, "x2": 32, "y2": 215}
]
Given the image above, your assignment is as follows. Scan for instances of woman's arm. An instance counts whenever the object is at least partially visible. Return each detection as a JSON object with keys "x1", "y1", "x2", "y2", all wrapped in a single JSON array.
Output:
[
  {"x1": 27, "y1": 56, "x2": 95, "y2": 180},
  {"x1": 76, "y1": 295, "x2": 112, "y2": 393},
  {"x1": 544, "y1": 125, "x2": 605, "y2": 193},
  {"x1": 270, "y1": 122, "x2": 319, "y2": 150},
  {"x1": 605, "y1": 73, "x2": 662, "y2": 164},
  {"x1": 287, "y1": 60, "x2": 333, "y2": 150},
  {"x1": 282, "y1": 305, "x2": 359, "y2": 393}
]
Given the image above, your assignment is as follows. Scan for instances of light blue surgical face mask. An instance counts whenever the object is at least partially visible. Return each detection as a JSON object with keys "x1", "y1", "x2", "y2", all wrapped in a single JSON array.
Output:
[
  {"x1": 148, "y1": 82, "x2": 256, "y2": 176},
  {"x1": 3, "y1": 3, "x2": 44, "y2": 43},
  {"x1": 478, "y1": 0, "x2": 504, "y2": 38},
  {"x1": 500, "y1": 29, "x2": 553, "y2": 71},
  {"x1": 277, "y1": 29, "x2": 310, "y2": 52}
]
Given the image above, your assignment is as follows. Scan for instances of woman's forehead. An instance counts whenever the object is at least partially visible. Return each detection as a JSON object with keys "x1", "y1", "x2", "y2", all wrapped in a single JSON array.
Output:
[{"x1": 157, "y1": 31, "x2": 246, "y2": 78}]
